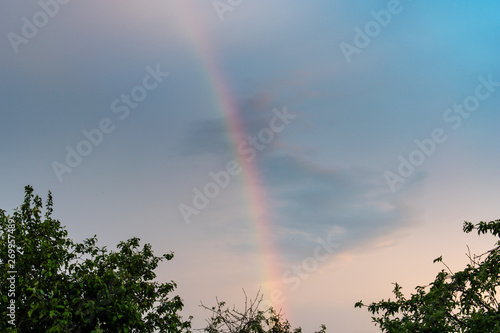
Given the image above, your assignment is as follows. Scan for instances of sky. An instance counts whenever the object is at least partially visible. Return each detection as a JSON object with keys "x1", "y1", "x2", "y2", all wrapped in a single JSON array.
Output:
[{"x1": 1, "y1": 1, "x2": 500, "y2": 332}]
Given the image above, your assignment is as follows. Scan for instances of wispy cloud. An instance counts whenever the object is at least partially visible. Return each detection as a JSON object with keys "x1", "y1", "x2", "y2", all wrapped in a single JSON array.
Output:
[
  {"x1": 178, "y1": 93, "x2": 279, "y2": 157},
  {"x1": 258, "y1": 153, "x2": 416, "y2": 262}
]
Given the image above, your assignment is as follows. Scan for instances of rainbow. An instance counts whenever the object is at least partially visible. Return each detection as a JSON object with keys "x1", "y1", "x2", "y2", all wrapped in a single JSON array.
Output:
[{"x1": 170, "y1": 2, "x2": 286, "y2": 313}]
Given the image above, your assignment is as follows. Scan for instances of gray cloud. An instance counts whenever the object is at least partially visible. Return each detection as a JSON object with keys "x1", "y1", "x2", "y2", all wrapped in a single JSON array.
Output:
[
  {"x1": 257, "y1": 153, "x2": 417, "y2": 262},
  {"x1": 178, "y1": 90, "x2": 420, "y2": 263},
  {"x1": 178, "y1": 93, "x2": 279, "y2": 156}
]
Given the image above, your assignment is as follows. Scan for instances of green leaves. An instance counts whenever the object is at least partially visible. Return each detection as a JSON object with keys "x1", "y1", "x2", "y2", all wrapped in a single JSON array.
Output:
[
  {"x1": 357, "y1": 219, "x2": 500, "y2": 332},
  {"x1": 0, "y1": 185, "x2": 192, "y2": 332}
]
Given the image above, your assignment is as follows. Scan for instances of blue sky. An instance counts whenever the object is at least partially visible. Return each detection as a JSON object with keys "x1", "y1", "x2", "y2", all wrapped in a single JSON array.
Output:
[{"x1": 2, "y1": 1, "x2": 500, "y2": 332}]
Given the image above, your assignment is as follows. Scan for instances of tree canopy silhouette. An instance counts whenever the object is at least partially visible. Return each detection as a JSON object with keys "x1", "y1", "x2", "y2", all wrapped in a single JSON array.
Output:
[
  {"x1": 356, "y1": 219, "x2": 500, "y2": 332},
  {"x1": 0, "y1": 185, "x2": 192, "y2": 332}
]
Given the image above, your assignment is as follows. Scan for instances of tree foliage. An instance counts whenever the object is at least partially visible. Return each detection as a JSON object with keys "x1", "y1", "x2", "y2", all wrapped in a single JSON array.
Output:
[
  {"x1": 200, "y1": 289, "x2": 326, "y2": 333},
  {"x1": 356, "y1": 219, "x2": 500, "y2": 332},
  {"x1": 0, "y1": 185, "x2": 192, "y2": 332}
]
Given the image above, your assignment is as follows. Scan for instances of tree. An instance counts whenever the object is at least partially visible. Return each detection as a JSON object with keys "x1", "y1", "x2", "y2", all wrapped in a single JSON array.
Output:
[
  {"x1": 0, "y1": 185, "x2": 192, "y2": 332},
  {"x1": 200, "y1": 289, "x2": 326, "y2": 333},
  {"x1": 355, "y1": 219, "x2": 500, "y2": 332}
]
